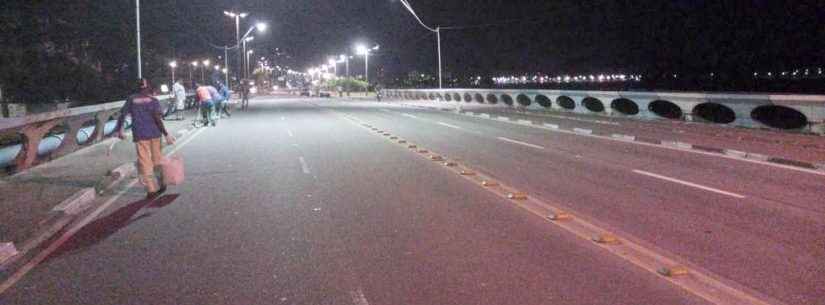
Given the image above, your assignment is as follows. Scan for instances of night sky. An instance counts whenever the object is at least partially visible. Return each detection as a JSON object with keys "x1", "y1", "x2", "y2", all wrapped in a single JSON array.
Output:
[{"x1": 154, "y1": 0, "x2": 825, "y2": 79}]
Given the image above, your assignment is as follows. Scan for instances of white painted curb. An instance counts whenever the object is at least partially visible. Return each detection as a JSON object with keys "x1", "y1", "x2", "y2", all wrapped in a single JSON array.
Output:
[
  {"x1": 52, "y1": 188, "x2": 96, "y2": 216},
  {"x1": 573, "y1": 128, "x2": 593, "y2": 135},
  {"x1": 0, "y1": 242, "x2": 18, "y2": 265}
]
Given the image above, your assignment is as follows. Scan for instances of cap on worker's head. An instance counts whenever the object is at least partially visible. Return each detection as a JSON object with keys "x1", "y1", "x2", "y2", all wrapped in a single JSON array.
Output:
[{"x1": 137, "y1": 78, "x2": 152, "y2": 91}]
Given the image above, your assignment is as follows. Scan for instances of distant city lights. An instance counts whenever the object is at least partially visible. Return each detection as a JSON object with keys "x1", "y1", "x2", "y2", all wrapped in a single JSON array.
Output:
[{"x1": 492, "y1": 73, "x2": 642, "y2": 85}]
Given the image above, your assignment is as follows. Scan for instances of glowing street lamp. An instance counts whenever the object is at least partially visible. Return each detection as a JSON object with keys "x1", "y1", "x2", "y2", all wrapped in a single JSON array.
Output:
[
  {"x1": 355, "y1": 44, "x2": 379, "y2": 86},
  {"x1": 168, "y1": 61, "x2": 177, "y2": 83}
]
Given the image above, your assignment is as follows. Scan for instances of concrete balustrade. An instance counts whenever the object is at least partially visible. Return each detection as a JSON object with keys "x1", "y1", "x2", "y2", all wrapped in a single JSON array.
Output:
[
  {"x1": 0, "y1": 95, "x2": 176, "y2": 172},
  {"x1": 383, "y1": 89, "x2": 825, "y2": 134}
]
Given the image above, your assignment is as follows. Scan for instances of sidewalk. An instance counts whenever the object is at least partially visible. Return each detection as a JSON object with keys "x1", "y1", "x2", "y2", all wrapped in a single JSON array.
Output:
[{"x1": 0, "y1": 110, "x2": 200, "y2": 254}]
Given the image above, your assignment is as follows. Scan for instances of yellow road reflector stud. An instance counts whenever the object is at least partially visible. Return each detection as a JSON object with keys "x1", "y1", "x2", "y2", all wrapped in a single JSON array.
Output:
[
  {"x1": 460, "y1": 170, "x2": 476, "y2": 176},
  {"x1": 547, "y1": 211, "x2": 572, "y2": 221},
  {"x1": 408, "y1": 144, "x2": 417, "y2": 149},
  {"x1": 417, "y1": 149, "x2": 429, "y2": 154},
  {"x1": 507, "y1": 192, "x2": 528, "y2": 200},
  {"x1": 444, "y1": 161, "x2": 458, "y2": 167},
  {"x1": 657, "y1": 266, "x2": 689, "y2": 277},
  {"x1": 592, "y1": 234, "x2": 620, "y2": 244},
  {"x1": 481, "y1": 180, "x2": 498, "y2": 187},
  {"x1": 429, "y1": 155, "x2": 444, "y2": 161}
]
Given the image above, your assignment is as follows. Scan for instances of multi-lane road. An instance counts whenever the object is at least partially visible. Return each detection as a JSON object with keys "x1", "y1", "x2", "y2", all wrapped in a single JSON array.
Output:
[{"x1": 2, "y1": 96, "x2": 822, "y2": 305}]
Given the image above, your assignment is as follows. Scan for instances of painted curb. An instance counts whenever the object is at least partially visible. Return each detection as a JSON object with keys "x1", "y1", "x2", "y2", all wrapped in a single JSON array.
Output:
[
  {"x1": 662, "y1": 141, "x2": 693, "y2": 150},
  {"x1": 0, "y1": 242, "x2": 18, "y2": 267},
  {"x1": 573, "y1": 128, "x2": 594, "y2": 135},
  {"x1": 634, "y1": 137, "x2": 662, "y2": 145},
  {"x1": 52, "y1": 188, "x2": 96, "y2": 216},
  {"x1": 766, "y1": 157, "x2": 817, "y2": 169},
  {"x1": 691, "y1": 145, "x2": 726, "y2": 154}
]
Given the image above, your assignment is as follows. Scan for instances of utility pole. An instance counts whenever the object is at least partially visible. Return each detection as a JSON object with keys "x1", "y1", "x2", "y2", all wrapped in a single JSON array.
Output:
[
  {"x1": 224, "y1": 46, "x2": 229, "y2": 87},
  {"x1": 437, "y1": 27, "x2": 442, "y2": 89},
  {"x1": 135, "y1": 0, "x2": 142, "y2": 79}
]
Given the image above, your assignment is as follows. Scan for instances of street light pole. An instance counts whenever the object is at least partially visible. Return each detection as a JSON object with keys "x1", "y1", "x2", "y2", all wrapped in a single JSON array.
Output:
[
  {"x1": 135, "y1": 0, "x2": 142, "y2": 79},
  {"x1": 437, "y1": 27, "x2": 442, "y2": 89},
  {"x1": 224, "y1": 46, "x2": 229, "y2": 87},
  {"x1": 169, "y1": 61, "x2": 177, "y2": 84},
  {"x1": 246, "y1": 50, "x2": 254, "y2": 79}
]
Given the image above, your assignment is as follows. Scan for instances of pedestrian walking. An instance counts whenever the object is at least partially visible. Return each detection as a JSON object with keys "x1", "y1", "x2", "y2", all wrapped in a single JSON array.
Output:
[
  {"x1": 172, "y1": 80, "x2": 186, "y2": 120},
  {"x1": 218, "y1": 82, "x2": 232, "y2": 118},
  {"x1": 195, "y1": 82, "x2": 216, "y2": 127},
  {"x1": 114, "y1": 79, "x2": 176, "y2": 199},
  {"x1": 240, "y1": 80, "x2": 250, "y2": 110},
  {"x1": 207, "y1": 83, "x2": 222, "y2": 124}
]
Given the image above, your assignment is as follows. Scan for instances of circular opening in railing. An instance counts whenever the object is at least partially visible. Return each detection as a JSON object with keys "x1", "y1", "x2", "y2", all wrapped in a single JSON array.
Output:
[
  {"x1": 516, "y1": 94, "x2": 532, "y2": 106},
  {"x1": 583, "y1": 97, "x2": 605, "y2": 112},
  {"x1": 751, "y1": 105, "x2": 808, "y2": 129},
  {"x1": 452, "y1": 93, "x2": 461, "y2": 101},
  {"x1": 444, "y1": 93, "x2": 453, "y2": 101},
  {"x1": 502, "y1": 94, "x2": 514, "y2": 105},
  {"x1": 77, "y1": 119, "x2": 98, "y2": 145},
  {"x1": 464, "y1": 93, "x2": 473, "y2": 103},
  {"x1": 648, "y1": 100, "x2": 683, "y2": 119},
  {"x1": 435, "y1": 93, "x2": 443, "y2": 101},
  {"x1": 611, "y1": 98, "x2": 639, "y2": 115},
  {"x1": 38, "y1": 123, "x2": 68, "y2": 158},
  {"x1": 486, "y1": 94, "x2": 499, "y2": 104},
  {"x1": 693, "y1": 103, "x2": 736, "y2": 124},
  {"x1": 474, "y1": 93, "x2": 485, "y2": 103},
  {"x1": 428, "y1": 93, "x2": 436, "y2": 100},
  {"x1": 535, "y1": 95, "x2": 552, "y2": 108},
  {"x1": 557, "y1": 96, "x2": 575, "y2": 109}
]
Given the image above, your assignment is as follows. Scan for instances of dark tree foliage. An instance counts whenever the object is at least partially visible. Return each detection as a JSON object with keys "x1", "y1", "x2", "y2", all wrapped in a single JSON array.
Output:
[{"x1": 0, "y1": 1, "x2": 176, "y2": 104}]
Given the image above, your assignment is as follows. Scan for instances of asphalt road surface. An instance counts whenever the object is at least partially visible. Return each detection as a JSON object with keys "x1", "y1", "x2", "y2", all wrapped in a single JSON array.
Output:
[{"x1": 2, "y1": 96, "x2": 822, "y2": 305}]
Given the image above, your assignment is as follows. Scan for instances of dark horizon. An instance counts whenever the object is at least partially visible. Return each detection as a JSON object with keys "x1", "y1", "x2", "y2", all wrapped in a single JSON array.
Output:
[{"x1": 2, "y1": 1, "x2": 825, "y2": 102}]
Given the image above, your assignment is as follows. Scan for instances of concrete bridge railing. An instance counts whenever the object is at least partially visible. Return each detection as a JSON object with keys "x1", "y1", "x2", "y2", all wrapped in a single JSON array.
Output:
[
  {"x1": 382, "y1": 89, "x2": 825, "y2": 135},
  {"x1": 0, "y1": 95, "x2": 177, "y2": 173}
]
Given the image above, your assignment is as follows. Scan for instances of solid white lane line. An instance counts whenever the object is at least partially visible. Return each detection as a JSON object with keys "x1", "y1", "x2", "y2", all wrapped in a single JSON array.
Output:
[
  {"x1": 287, "y1": 129, "x2": 294, "y2": 137},
  {"x1": 298, "y1": 157, "x2": 311, "y2": 174},
  {"x1": 401, "y1": 113, "x2": 418, "y2": 119},
  {"x1": 633, "y1": 170, "x2": 746, "y2": 199},
  {"x1": 497, "y1": 137, "x2": 545, "y2": 150},
  {"x1": 437, "y1": 122, "x2": 462, "y2": 129},
  {"x1": 0, "y1": 127, "x2": 208, "y2": 295}
]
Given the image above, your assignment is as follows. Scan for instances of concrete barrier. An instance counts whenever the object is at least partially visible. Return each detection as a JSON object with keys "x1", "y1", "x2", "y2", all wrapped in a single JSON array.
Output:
[
  {"x1": 382, "y1": 89, "x2": 825, "y2": 135},
  {"x1": 0, "y1": 94, "x2": 178, "y2": 172}
]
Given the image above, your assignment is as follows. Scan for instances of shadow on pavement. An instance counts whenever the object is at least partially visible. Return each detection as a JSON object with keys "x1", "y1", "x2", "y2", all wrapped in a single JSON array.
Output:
[{"x1": 45, "y1": 194, "x2": 180, "y2": 262}]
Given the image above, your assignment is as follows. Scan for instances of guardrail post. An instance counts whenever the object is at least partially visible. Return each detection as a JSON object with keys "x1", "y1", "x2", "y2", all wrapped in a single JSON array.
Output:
[
  {"x1": 94, "y1": 110, "x2": 119, "y2": 142},
  {"x1": 14, "y1": 119, "x2": 62, "y2": 171},
  {"x1": 50, "y1": 117, "x2": 86, "y2": 158}
]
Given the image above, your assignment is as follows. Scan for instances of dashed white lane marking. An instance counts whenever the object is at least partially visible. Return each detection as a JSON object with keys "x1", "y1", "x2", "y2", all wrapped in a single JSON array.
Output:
[
  {"x1": 437, "y1": 122, "x2": 462, "y2": 130},
  {"x1": 497, "y1": 137, "x2": 545, "y2": 150},
  {"x1": 287, "y1": 129, "x2": 294, "y2": 137},
  {"x1": 298, "y1": 157, "x2": 311, "y2": 174},
  {"x1": 0, "y1": 127, "x2": 208, "y2": 295},
  {"x1": 633, "y1": 170, "x2": 746, "y2": 199},
  {"x1": 280, "y1": 116, "x2": 285, "y2": 121},
  {"x1": 350, "y1": 288, "x2": 370, "y2": 305},
  {"x1": 401, "y1": 113, "x2": 418, "y2": 119}
]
